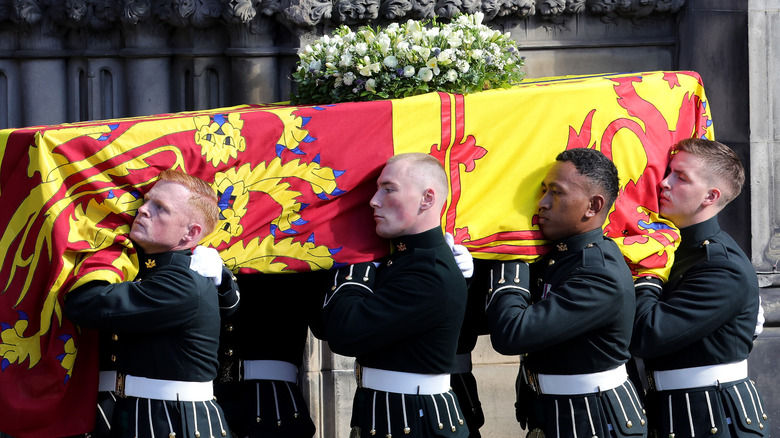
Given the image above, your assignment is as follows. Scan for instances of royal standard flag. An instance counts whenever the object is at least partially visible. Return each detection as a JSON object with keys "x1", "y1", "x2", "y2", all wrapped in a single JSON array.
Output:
[{"x1": 0, "y1": 71, "x2": 711, "y2": 437}]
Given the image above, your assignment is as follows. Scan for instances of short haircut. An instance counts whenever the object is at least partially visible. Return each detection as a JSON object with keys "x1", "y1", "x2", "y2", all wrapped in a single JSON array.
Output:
[
  {"x1": 556, "y1": 148, "x2": 619, "y2": 209},
  {"x1": 673, "y1": 138, "x2": 744, "y2": 205},
  {"x1": 158, "y1": 169, "x2": 220, "y2": 235},
  {"x1": 387, "y1": 153, "x2": 448, "y2": 200}
]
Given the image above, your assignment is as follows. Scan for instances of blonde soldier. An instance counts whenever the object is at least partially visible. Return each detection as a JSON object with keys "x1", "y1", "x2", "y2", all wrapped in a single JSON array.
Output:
[
  {"x1": 631, "y1": 139, "x2": 769, "y2": 438},
  {"x1": 65, "y1": 170, "x2": 237, "y2": 438},
  {"x1": 322, "y1": 153, "x2": 470, "y2": 437}
]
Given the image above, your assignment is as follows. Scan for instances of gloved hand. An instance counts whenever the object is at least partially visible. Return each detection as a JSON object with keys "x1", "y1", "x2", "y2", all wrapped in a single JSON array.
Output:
[
  {"x1": 189, "y1": 245, "x2": 224, "y2": 286},
  {"x1": 485, "y1": 260, "x2": 530, "y2": 310},
  {"x1": 324, "y1": 261, "x2": 376, "y2": 307},
  {"x1": 755, "y1": 296, "x2": 765, "y2": 338},
  {"x1": 445, "y1": 232, "x2": 473, "y2": 279}
]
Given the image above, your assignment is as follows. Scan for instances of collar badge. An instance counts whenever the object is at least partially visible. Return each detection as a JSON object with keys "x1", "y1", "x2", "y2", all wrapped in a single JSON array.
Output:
[
  {"x1": 145, "y1": 259, "x2": 156, "y2": 269},
  {"x1": 396, "y1": 242, "x2": 407, "y2": 252},
  {"x1": 556, "y1": 243, "x2": 567, "y2": 252}
]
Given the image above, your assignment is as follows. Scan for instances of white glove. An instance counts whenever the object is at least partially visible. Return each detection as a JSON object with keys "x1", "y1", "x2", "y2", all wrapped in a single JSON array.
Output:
[
  {"x1": 189, "y1": 245, "x2": 224, "y2": 286},
  {"x1": 755, "y1": 296, "x2": 765, "y2": 337},
  {"x1": 445, "y1": 232, "x2": 473, "y2": 279}
]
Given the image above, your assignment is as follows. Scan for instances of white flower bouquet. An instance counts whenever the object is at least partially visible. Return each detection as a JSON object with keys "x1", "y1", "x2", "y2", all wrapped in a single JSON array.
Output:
[{"x1": 290, "y1": 13, "x2": 526, "y2": 104}]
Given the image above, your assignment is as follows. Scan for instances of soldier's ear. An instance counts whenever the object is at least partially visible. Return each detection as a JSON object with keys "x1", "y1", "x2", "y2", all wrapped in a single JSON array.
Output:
[
  {"x1": 702, "y1": 187, "x2": 722, "y2": 207},
  {"x1": 183, "y1": 223, "x2": 204, "y2": 245},
  {"x1": 420, "y1": 187, "x2": 435, "y2": 211},
  {"x1": 585, "y1": 194, "x2": 606, "y2": 218}
]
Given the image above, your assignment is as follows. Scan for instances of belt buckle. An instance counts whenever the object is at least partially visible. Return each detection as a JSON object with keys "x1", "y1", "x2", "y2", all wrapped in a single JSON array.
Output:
[
  {"x1": 645, "y1": 371, "x2": 657, "y2": 392},
  {"x1": 115, "y1": 372, "x2": 127, "y2": 398},
  {"x1": 524, "y1": 367, "x2": 540, "y2": 395},
  {"x1": 354, "y1": 362, "x2": 363, "y2": 388}
]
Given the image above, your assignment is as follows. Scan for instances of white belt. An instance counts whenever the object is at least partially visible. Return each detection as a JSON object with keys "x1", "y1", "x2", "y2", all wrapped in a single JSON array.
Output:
[
  {"x1": 98, "y1": 371, "x2": 117, "y2": 392},
  {"x1": 537, "y1": 364, "x2": 628, "y2": 395},
  {"x1": 117, "y1": 373, "x2": 214, "y2": 401},
  {"x1": 359, "y1": 366, "x2": 450, "y2": 395},
  {"x1": 653, "y1": 360, "x2": 748, "y2": 391},
  {"x1": 452, "y1": 353, "x2": 473, "y2": 374},
  {"x1": 243, "y1": 360, "x2": 299, "y2": 383}
]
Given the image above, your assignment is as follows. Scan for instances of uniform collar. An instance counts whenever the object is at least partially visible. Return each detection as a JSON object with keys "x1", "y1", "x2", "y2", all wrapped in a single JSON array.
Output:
[
  {"x1": 679, "y1": 216, "x2": 720, "y2": 248},
  {"x1": 389, "y1": 227, "x2": 445, "y2": 254},
  {"x1": 547, "y1": 228, "x2": 605, "y2": 259},
  {"x1": 135, "y1": 247, "x2": 192, "y2": 276}
]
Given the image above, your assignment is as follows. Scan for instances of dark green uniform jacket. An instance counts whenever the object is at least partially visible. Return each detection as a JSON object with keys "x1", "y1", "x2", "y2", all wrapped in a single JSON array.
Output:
[
  {"x1": 323, "y1": 227, "x2": 469, "y2": 438},
  {"x1": 215, "y1": 271, "x2": 329, "y2": 438},
  {"x1": 487, "y1": 228, "x2": 646, "y2": 438},
  {"x1": 65, "y1": 248, "x2": 230, "y2": 438},
  {"x1": 631, "y1": 216, "x2": 768, "y2": 438}
]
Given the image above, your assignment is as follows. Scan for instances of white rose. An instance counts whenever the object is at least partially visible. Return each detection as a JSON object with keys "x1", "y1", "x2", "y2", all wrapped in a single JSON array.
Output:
[
  {"x1": 377, "y1": 35, "x2": 392, "y2": 55},
  {"x1": 457, "y1": 59, "x2": 470, "y2": 73},
  {"x1": 340, "y1": 53, "x2": 353, "y2": 67},
  {"x1": 344, "y1": 71, "x2": 356, "y2": 86},
  {"x1": 365, "y1": 78, "x2": 376, "y2": 92},
  {"x1": 446, "y1": 69, "x2": 458, "y2": 82},
  {"x1": 359, "y1": 64, "x2": 373, "y2": 76},
  {"x1": 355, "y1": 42, "x2": 368, "y2": 56},
  {"x1": 383, "y1": 55, "x2": 398, "y2": 68},
  {"x1": 309, "y1": 60, "x2": 322, "y2": 72},
  {"x1": 403, "y1": 65, "x2": 415, "y2": 77},
  {"x1": 406, "y1": 19, "x2": 422, "y2": 34},
  {"x1": 418, "y1": 67, "x2": 434, "y2": 82}
]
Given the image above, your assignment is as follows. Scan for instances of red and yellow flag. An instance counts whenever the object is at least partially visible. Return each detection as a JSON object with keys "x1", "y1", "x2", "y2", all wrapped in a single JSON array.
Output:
[{"x1": 0, "y1": 71, "x2": 711, "y2": 437}]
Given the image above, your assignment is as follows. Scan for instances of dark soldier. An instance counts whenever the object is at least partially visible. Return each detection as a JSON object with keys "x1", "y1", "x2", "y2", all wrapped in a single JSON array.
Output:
[
  {"x1": 487, "y1": 148, "x2": 647, "y2": 438},
  {"x1": 322, "y1": 152, "x2": 470, "y2": 438},
  {"x1": 213, "y1": 270, "x2": 328, "y2": 438},
  {"x1": 631, "y1": 138, "x2": 769, "y2": 438}
]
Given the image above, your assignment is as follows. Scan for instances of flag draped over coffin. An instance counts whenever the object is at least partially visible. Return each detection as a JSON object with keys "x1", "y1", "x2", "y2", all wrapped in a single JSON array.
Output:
[{"x1": 0, "y1": 70, "x2": 712, "y2": 437}]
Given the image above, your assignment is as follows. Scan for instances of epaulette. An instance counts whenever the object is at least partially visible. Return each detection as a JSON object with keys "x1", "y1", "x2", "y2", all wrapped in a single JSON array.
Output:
[
  {"x1": 581, "y1": 242, "x2": 606, "y2": 267},
  {"x1": 701, "y1": 239, "x2": 729, "y2": 261}
]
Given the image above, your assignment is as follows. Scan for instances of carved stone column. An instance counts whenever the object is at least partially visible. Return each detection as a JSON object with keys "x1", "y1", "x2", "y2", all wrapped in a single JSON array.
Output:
[
  {"x1": 749, "y1": 1, "x2": 780, "y2": 282},
  {"x1": 14, "y1": 2, "x2": 69, "y2": 126},
  {"x1": 120, "y1": 2, "x2": 173, "y2": 117},
  {"x1": 224, "y1": 4, "x2": 282, "y2": 105},
  {"x1": 0, "y1": 24, "x2": 21, "y2": 128}
]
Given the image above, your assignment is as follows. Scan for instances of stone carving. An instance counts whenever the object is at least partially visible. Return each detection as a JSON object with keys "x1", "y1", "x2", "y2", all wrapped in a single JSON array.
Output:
[
  {"x1": 481, "y1": 0, "x2": 535, "y2": 21},
  {"x1": 0, "y1": 0, "x2": 686, "y2": 33},
  {"x1": 334, "y1": 0, "x2": 379, "y2": 24},
  {"x1": 537, "y1": 0, "x2": 565, "y2": 17},
  {"x1": 222, "y1": 0, "x2": 257, "y2": 23},
  {"x1": 62, "y1": 0, "x2": 119, "y2": 31},
  {"x1": 120, "y1": 0, "x2": 152, "y2": 24},
  {"x1": 379, "y1": 0, "x2": 411, "y2": 20},
  {"x1": 408, "y1": 0, "x2": 434, "y2": 19},
  {"x1": 279, "y1": 0, "x2": 331, "y2": 27}
]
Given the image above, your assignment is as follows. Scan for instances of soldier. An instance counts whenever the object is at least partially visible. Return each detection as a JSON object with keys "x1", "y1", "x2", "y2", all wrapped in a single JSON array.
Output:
[
  {"x1": 631, "y1": 138, "x2": 769, "y2": 437},
  {"x1": 321, "y1": 152, "x2": 470, "y2": 438},
  {"x1": 213, "y1": 270, "x2": 328, "y2": 438},
  {"x1": 64, "y1": 169, "x2": 238, "y2": 438},
  {"x1": 486, "y1": 148, "x2": 647, "y2": 438}
]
